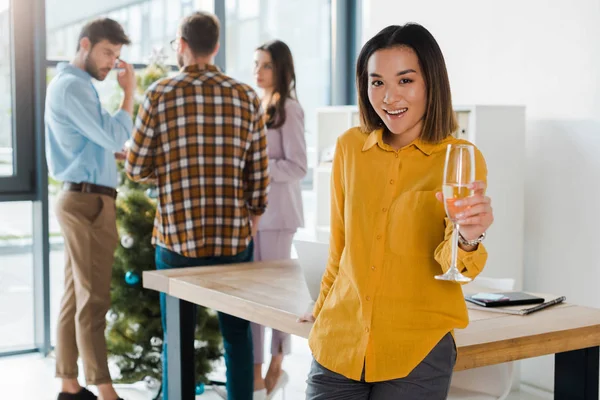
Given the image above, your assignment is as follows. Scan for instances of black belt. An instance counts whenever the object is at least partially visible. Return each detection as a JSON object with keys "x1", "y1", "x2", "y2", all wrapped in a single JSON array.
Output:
[{"x1": 62, "y1": 182, "x2": 117, "y2": 199}]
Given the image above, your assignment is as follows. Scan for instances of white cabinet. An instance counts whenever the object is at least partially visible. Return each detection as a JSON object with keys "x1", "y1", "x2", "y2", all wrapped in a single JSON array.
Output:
[
  {"x1": 313, "y1": 106, "x2": 360, "y2": 242},
  {"x1": 312, "y1": 105, "x2": 526, "y2": 288}
]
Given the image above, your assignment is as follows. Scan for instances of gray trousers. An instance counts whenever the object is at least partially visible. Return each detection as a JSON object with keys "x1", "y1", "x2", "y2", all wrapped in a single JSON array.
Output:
[
  {"x1": 250, "y1": 230, "x2": 295, "y2": 364},
  {"x1": 306, "y1": 333, "x2": 456, "y2": 400}
]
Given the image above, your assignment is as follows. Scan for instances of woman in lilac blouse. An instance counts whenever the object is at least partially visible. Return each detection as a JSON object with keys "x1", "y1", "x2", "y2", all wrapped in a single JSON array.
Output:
[{"x1": 251, "y1": 40, "x2": 307, "y2": 399}]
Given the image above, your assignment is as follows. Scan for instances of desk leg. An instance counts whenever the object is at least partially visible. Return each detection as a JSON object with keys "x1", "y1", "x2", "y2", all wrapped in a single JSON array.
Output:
[
  {"x1": 166, "y1": 294, "x2": 195, "y2": 400},
  {"x1": 555, "y1": 346, "x2": 599, "y2": 400}
]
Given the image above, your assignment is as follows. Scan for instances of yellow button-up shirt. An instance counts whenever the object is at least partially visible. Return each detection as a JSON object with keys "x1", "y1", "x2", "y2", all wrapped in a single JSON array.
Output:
[{"x1": 309, "y1": 127, "x2": 488, "y2": 382}]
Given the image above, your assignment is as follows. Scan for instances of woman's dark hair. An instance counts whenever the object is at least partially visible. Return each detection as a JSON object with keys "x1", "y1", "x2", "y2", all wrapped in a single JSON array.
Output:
[
  {"x1": 356, "y1": 23, "x2": 457, "y2": 142},
  {"x1": 256, "y1": 40, "x2": 297, "y2": 129}
]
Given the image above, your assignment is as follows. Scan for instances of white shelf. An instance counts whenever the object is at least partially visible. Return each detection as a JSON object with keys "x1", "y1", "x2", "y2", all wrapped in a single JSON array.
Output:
[{"x1": 314, "y1": 107, "x2": 359, "y2": 233}]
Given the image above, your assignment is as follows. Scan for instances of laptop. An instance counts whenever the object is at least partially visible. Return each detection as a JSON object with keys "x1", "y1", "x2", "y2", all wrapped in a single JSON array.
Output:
[{"x1": 293, "y1": 239, "x2": 329, "y2": 302}]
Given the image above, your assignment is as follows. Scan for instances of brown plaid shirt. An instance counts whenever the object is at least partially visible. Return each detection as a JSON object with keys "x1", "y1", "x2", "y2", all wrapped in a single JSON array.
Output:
[{"x1": 126, "y1": 64, "x2": 269, "y2": 257}]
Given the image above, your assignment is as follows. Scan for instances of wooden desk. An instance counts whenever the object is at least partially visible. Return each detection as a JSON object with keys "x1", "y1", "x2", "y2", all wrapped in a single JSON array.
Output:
[{"x1": 144, "y1": 260, "x2": 600, "y2": 400}]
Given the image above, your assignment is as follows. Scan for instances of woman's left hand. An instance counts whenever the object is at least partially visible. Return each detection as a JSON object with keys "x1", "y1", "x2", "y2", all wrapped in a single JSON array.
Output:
[{"x1": 436, "y1": 181, "x2": 494, "y2": 241}]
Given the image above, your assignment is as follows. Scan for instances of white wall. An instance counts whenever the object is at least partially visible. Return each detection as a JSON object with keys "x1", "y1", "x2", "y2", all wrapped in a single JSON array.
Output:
[{"x1": 363, "y1": 0, "x2": 600, "y2": 393}]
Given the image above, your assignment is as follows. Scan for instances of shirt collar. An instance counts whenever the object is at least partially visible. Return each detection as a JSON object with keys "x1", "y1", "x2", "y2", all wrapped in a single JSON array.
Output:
[
  {"x1": 182, "y1": 63, "x2": 221, "y2": 74},
  {"x1": 58, "y1": 62, "x2": 92, "y2": 81},
  {"x1": 362, "y1": 129, "x2": 380, "y2": 152},
  {"x1": 412, "y1": 139, "x2": 438, "y2": 156},
  {"x1": 361, "y1": 128, "x2": 440, "y2": 156}
]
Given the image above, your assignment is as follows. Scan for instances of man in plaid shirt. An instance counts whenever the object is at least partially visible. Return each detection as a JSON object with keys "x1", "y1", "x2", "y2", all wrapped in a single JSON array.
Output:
[{"x1": 126, "y1": 11, "x2": 269, "y2": 400}]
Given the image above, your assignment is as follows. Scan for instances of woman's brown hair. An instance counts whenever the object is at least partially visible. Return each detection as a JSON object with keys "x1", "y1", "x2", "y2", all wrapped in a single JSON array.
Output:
[
  {"x1": 356, "y1": 23, "x2": 457, "y2": 142},
  {"x1": 256, "y1": 40, "x2": 297, "y2": 129}
]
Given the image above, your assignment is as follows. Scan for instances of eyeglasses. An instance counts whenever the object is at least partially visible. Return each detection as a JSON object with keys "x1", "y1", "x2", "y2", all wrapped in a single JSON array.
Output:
[{"x1": 170, "y1": 36, "x2": 187, "y2": 51}]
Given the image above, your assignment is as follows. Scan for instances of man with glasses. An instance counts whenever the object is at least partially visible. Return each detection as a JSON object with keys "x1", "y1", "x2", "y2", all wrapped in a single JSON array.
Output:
[
  {"x1": 46, "y1": 18, "x2": 136, "y2": 400},
  {"x1": 126, "y1": 11, "x2": 269, "y2": 400}
]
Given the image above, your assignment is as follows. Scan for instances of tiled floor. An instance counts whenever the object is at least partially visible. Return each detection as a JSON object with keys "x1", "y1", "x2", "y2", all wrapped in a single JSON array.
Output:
[{"x1": 0, "y1": 333, "x2": 311, "y2": 400}]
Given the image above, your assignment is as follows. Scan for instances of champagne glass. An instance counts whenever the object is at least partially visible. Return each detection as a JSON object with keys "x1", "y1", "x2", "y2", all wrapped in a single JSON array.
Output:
[{"x1": 435, "y1": 144, "x2": 475, "y2": 283}]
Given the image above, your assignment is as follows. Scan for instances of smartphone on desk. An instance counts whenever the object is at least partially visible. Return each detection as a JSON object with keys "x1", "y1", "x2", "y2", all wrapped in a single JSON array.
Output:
[{"x1": 465, "y1": 292, "x2": 545, "y2": 308}]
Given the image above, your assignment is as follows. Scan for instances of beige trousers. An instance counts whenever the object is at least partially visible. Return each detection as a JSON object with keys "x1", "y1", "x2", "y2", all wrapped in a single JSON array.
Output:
[{"x1": 54, "y1": 191, "x2": 119, "y2": 385}]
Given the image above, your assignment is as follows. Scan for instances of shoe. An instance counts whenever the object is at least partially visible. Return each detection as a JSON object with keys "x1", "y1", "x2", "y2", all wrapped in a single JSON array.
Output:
[
  {"x1": 266, "y1": 370, "x2": 288, "y2": 400},
  {"x1": 57, "y1": 388, "x2": 97, "y2": 400}
]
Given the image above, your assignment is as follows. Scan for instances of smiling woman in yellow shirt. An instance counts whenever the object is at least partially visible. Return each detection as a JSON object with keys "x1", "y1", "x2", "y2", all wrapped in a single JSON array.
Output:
[{"x1": 301, "y1": 23, "x2": 494, "y2": 400}]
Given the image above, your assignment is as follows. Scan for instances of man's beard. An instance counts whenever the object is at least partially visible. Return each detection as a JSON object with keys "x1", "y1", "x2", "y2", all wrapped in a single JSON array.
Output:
[{"x1": 84, "y1": 54, "x2": 110, "y2": 81}]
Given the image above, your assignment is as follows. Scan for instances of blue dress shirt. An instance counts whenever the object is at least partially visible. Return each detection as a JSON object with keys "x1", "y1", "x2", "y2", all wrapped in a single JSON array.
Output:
[{"x1": 45, "y1": 62, "x2": 132, "y2": 188}]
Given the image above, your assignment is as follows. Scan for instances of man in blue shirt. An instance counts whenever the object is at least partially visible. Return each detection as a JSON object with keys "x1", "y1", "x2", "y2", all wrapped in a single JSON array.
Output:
[{"x1": 46, "y1": 18, "x2": 136, "y2": 400}]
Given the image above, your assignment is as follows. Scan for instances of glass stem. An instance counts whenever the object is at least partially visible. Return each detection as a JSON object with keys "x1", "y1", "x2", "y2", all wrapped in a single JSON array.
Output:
[{"x1": 450, "y1": 223, "x2": 460, "y2": 272}]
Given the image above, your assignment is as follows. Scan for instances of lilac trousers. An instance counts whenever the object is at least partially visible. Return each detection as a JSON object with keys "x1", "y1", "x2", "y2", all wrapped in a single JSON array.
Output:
[{"x1": 251, "y1": 229, "x2": 295, "y2": 364}]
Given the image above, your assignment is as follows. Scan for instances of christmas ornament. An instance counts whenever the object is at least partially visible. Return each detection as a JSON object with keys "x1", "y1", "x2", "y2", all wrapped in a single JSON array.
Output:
[
  {"x1": 195, "y1": 383, "x2": 205, "y2": 395},
  {"x1": 125, "y1": 271, "x2": 140, "y2": 285},
  {"x1": 145, "y1": 188, "x2": 158, "y2": 199},
  {"x1": 144, "y1": 376, "x2": 160, "y2": 390},
  {"x1": 120, "y1": 235, "x2": 134, "y2": 249}
]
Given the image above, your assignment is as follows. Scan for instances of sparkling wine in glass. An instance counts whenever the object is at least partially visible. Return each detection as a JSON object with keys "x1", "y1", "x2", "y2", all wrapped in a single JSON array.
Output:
[{"x1": 435, "y1": 144, "x2": 475, "y2": 283}]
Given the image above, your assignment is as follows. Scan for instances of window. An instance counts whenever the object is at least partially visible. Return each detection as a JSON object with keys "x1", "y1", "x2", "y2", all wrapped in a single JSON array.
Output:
[
  {"x1": 0, "y1": 0, "x2": 349, "y2": 357},
  {"x1": 46, "y1": 0, "x2": 214, "y2": 66},
  {"x1": 224, "y1": 0, "x2": 332, "y2": 174},
  {"x1": 0, "y1": 0, "x2": 12, "y2": 177},
  {"x1": 0, "y1": 0, "x2": 36, "y2": 194},
  {"x1": 0, "y1": 202, "x2": 34, "y2": 352}
]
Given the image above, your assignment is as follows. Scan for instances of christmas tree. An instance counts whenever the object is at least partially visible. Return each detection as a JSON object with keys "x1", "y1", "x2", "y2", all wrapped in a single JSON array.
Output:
[{"x1": 105, "y1": 49, "x2": 223, "y2": 397}]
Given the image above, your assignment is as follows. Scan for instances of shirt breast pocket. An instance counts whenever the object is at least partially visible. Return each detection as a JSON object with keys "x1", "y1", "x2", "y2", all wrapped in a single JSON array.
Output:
[{"x1": 386, "y1": 190, "x2": 447, "y2": 257}]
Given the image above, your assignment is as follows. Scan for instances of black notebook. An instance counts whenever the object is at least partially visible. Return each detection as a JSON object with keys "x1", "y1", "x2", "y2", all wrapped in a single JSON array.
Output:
[
  {"x1": 465, "y1": 291, "x2": 545, "y2": 308},
  {"x1": 465, "y1": 292, "x2": 567, "y2": 315}
]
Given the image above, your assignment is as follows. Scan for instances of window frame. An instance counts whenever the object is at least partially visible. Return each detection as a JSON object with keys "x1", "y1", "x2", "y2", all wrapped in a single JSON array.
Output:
[{"x1": 0, "y1": 0, "x2": 38, "y2": 199}]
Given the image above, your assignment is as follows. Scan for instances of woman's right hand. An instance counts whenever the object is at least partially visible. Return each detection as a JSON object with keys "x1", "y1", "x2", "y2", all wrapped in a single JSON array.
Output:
[{"x1": 297, "y1": 312, "x2": 316, "y2": 323}]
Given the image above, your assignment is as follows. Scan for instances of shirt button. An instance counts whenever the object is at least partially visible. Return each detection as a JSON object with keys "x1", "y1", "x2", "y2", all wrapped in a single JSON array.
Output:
[
  {"x1": 365, "y1": 327, "x2": 370, "y2": 333},
  {"x1": 389, "y1": 179, "x2": 394, "y2": 184},
  {"x1": 382, "y1": 207, "x2": 387, "y2": 212},
  {"x1": 371, "y1": 265, "x2": 376, "y2": 271},
  {"x1": 366, "y1": 296, "x2": 371, "y2": 301},
  {"x1": 395, "y1": 154, "x2": 399, "y2": 158},
  {"x1": 376, "y1": 234, "x2": 382, "y2": 240}
]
